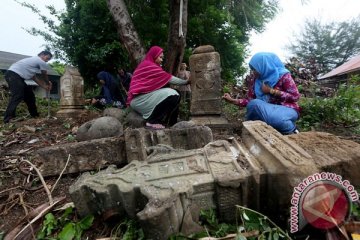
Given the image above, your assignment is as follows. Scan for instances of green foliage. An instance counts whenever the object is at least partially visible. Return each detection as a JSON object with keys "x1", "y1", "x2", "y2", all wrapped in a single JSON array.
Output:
[
  {"x1": 49, "y1": 61, "x2": 66, "y2": 75},
  {"x1": 84, "y1": 84, "x2": 101, "y2": 99},
  {"x1": 169, "y1": 209, "x2": 237, "y2": 239},
  {"x1": 63, "y1": 122, "x2": 71, "y2": 129},
  {"x1": 0, "y1": 93, "x2": 59, "y2": 121},
  {"x1": 171, "y1": 206, "x2": 290, "y2": 239},
  {"x1": 37, "y1": 207, "x2": 94, "y2": 240},
  {"x1": 18, "y1": 0, "x2": 129, "y2": 86},
  {"x1": 298, "y1": 75, "x2": 360, "y2": 130},
  {"x1": 0, "y1": 71, "x2": 4, "y2": 81},
  {"x1": 66, "y1": 134, "x2": 76, "y2": 142},
  {"x1": 178, "y1": 101, "x2": 190, "y2": 121},
  {"x1": 19, "y1": 0, "x2": 279, "y2": 86},
  {"x1": 110, "y1": 218, "x2": 144, "y2": 240},
  {"x1": 126, "y1": 0, "x2": 169, "y2": 48},
  {"x1": 287, "y1": 17, "x2": 360, "y2": 75},
  {"x1": 236, "y1": 205, "x2": 291, "y2": 240},
  {"x1": 187, "y1": 0, "x2": 279, "y2": 82},
  {"x1": 191, "y1": 209, "x2": 237, "y2": 238},
  {"x1": 36, "y1": 96, "x2": 59, "y2": 117},
  {"x1": 223, "y1": 102, "x2": 240, "y2": 116},
  {"x1": 351, "y1": 201, "x2": 360, "y2": 221}
]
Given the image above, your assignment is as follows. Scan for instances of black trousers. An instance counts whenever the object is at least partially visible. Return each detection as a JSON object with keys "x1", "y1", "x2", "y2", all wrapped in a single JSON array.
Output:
[
  {"x1": 147, "y1": 95, "x2": 180, "y2": 126},
  {"x1": 4, "y1": 71, "x2": 39, "y2": 123}
]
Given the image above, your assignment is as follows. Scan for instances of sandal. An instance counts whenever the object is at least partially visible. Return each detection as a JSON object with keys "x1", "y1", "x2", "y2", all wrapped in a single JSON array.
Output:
[{"x1": 145, "y1": 122, "x2": 165, "y2": 130}]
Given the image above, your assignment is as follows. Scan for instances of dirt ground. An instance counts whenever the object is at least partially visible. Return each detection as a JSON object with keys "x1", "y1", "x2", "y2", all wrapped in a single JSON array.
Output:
[
  {"x1": 1, "y1": 111, "x2": 360, "y2": 239},
  {"x1": 0, "y1": 111, "x2": 106, "y2": 238}
]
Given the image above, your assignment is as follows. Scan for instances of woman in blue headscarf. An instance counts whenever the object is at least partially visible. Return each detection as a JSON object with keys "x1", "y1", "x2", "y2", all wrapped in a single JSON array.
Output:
[{"x1": 223, "y1": 52, "x2": 300, "y2": 134}]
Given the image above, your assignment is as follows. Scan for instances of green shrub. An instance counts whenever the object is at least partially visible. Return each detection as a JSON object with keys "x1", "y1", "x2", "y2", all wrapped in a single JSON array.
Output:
[
  {"x1": 37, "y1": 207, "x2": 94, "y2": 240},
  {"x1": 298, "y1": 75, "x2": 360, "y2": 131}
]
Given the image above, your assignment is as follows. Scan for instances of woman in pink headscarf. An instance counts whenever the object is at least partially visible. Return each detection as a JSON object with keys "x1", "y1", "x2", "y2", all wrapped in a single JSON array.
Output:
[{"x1": 127, "y1": 46, "x2": 190, "y2": 129}]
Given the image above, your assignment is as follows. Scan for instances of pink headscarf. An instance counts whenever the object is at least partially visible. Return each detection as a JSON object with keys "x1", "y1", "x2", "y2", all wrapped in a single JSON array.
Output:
[{"x1": 127, "y1": 46, "x2": 172, "y2": 105}]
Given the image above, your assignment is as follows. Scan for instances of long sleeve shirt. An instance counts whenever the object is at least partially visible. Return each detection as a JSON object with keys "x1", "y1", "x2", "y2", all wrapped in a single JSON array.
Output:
[{"x1": 236, "y1": 73, "x2": 301, "y2": 113}]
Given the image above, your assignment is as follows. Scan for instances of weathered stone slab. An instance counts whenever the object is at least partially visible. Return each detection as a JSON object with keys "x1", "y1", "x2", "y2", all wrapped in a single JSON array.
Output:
[
  {"x1": 69, "y1": 140, "x2": 253, "y2": 240},
  {"x1": 124, "y1": 125, "x2": 213, "y2": 162},
  {"x1": 241, "y1": 120, "x2": 319, "y2": 223},
  {"x1": 241, "y1": 121, "x2": 317, "y2": 175},
  {"x1": 34, "y1": 137, "x2": 126, "y2": 176}
]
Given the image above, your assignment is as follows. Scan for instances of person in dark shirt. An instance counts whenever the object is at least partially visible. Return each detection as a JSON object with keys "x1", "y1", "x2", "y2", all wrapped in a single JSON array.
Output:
[
  {"x1": 90, "y1": 71, "x2": 125, "y2": 109},
  {"x1": 117, "y1": 68, "x2": 132, "y2": 92}
]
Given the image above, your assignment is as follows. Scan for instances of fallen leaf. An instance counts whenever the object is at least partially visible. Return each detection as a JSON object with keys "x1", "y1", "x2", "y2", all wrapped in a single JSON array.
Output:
[
  {"x1": 4, "y1": 139, "x2": 19, "y2": 147},
  {"x1": 18, "y1": 147, "x2": 33, "y2": 154},
  {"x1": 27, "y1": 138, "x2": 39, "y2": 144},
  {"x1": 23, "y1": 125, "x2": 37, "y2": 133}
]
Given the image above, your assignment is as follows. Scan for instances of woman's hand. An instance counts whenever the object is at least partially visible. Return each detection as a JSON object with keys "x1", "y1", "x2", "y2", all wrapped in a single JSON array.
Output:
[
  {"x1": 261, "y1": 83, "x2": 271, "y2": 94},
  {"x1": 222, "y1": 93, "x2": 233, "y2": 102},
  {"x1": 262, "y1": 83, "x2": 281, "y2": 96}
]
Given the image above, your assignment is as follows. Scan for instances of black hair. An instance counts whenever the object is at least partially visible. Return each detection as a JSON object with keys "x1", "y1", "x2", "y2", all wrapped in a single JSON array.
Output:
[{"x1": 38, "y1": 50, "x2": 53, "y2": 58}]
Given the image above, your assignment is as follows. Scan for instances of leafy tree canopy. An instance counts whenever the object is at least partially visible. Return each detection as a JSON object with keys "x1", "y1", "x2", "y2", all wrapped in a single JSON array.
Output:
[
  {"x1": 287, "y1": 16, "x2": 360, "y2": 76},
  {"x1": 19, "y1": 0, "x2": 279, "y2": 86},
  {"x1": 187, "y1": 0, "x2": 279, "y2": 83}
]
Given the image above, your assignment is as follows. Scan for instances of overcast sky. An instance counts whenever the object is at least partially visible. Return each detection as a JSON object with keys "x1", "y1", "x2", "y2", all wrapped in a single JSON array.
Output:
[
  {"x1": 249, "y1": 0, "x2": 360, "y2": 61},
  {"x1": 1, "y1": 0, "x2": 359, "y2": 62}
]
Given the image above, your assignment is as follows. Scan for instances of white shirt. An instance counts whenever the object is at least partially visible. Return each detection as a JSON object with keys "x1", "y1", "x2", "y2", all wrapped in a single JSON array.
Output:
[{"x1": 9, "y1": 56, "x2": 48, "y2": 79}]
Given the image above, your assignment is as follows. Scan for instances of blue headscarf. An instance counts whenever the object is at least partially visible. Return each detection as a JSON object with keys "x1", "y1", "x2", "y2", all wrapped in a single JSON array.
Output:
[
  {"x1": 249, "y1": 52, "x2": 289, "y2": 102},
  {"x1": 97, "y1": 71, "x2": 115, "y2": 104}
]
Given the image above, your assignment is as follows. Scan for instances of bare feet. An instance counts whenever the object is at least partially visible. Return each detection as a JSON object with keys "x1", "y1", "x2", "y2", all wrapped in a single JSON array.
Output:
[{"x1": 145, "y1": 122, "x2": 165, "y2": 130}]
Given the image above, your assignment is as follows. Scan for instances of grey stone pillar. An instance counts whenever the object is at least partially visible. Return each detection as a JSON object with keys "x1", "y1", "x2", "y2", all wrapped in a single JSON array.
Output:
[{"x1": 189, "y1": 45, "x2": 228, "y2": 126}]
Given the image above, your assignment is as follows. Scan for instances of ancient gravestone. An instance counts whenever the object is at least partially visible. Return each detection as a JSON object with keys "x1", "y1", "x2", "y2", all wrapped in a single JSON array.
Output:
[
  {"x1": 69, "y1": 139, "x2": 251, "y2": 240},
  {"x1": 56, "y1": 66, "x2": 86, "y2": 117}
]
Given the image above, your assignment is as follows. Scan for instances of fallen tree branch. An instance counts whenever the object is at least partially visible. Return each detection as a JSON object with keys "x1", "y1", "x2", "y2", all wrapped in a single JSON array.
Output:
[
  {"x1": 19, "y1": 159, "x2": 53, "y2": 205},
  {"x1": 51, "y1": 154, "x2": 71, "y2": 194},
  {"x1": 0, "y1": 186, "x2": 21, "y2": 195},
  {"x1": 4, "y1": 196, "x2": 66, "y2": 240}
]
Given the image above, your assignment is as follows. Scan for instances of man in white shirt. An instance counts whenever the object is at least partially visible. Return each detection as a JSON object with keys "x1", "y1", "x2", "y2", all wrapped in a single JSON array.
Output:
[{"x1": 3, "y1": 51, "x2": 53, "y2": 123}]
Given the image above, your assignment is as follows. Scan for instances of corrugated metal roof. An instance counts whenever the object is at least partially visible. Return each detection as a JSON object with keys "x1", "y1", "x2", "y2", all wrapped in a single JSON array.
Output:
[
  {"x1": 319, "y1": 54, "x2": 360, "y2": 79},
  {"x1": 0, "y1": 50, "x2": 60, "y2": 76}
]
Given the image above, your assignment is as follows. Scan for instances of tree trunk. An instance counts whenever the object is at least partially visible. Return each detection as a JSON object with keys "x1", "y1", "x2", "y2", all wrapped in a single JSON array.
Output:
[
  {"x1": 106, "y1": 0, "x2": 146, "y2": 67},
  {"x1": 164, "y1": 0, "x2": 188, "y2": 75}
]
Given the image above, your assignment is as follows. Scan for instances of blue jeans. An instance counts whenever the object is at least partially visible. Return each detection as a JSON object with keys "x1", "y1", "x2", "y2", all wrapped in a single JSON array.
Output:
[{"x1": 246, "y1": 99, "x2": 298, "y2": 134}]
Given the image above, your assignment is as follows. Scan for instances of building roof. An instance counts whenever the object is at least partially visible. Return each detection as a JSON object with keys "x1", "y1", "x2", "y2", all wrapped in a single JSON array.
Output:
[
  {"x1": 319, "y1": 54, "x2": 360, "y2": 79},
  {"x1": 0, "y1": 50, "x2": 60, "y2": 76}
]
